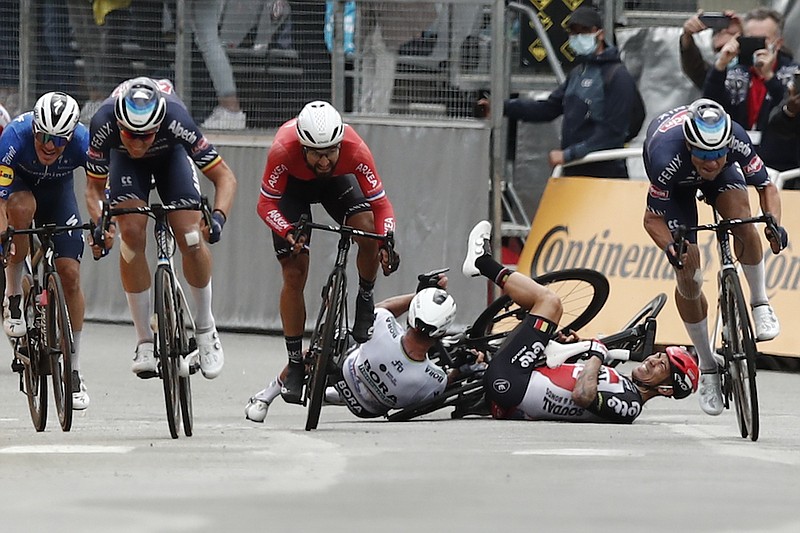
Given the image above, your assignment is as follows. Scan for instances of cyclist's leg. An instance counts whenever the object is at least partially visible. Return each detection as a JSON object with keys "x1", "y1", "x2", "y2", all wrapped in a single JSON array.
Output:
[
  {"x1": 321, "y1": 174, "x2": 376, "y2": 343},
  {"x1": 3, "y1": 186, "x2": 35, "y2": 337}
]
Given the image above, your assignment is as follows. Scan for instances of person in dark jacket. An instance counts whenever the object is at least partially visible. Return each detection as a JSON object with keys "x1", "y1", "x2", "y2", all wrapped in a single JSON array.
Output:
[
  {"x1": 679, "y1": 10, "x2": 742, "y2": 91},
  {"x1": 703, "y1": 7, "x2": 799, "y2": 173},
  {"x1": 479, "y1": 6, "x2": 637, "y2": 179}
]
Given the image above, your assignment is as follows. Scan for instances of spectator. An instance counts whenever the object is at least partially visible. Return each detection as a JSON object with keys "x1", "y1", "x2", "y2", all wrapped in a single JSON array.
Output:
[
  {"x1": 703, "y1": 7, "x2": 799, "y2": 173},
  {"x1": 768, "y1": 84, "x2": 800, "y2": 140},
  {"x1": 190, "y1": 0, "x2": 248, "y2": 130},
  {"x1": 0, "y1": 1, "x2": 20, "y2": 118},
  {"x1": 218, "y1": 0, "x2": 291, "y2": 53},
  {"x1": 679, "y1": 10, "x2": 743, "y2": 91},
  {"x1": 479, "y1": 6, "x2": 638, "y2": 178}
]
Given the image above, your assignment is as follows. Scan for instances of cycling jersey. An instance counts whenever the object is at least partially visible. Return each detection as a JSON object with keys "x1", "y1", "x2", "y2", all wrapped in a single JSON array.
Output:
[
  {"x1": 257, "y1": 120, "x2": 395, "y2": 238},
  {"x1": 86, "y1": 80, "x2": 222, "y2": 182},
  {"x1": 0, "y1": 112, "x2": 88, "y2": 260},
  {"x1": 644, "y1": 105, "x2": 770, "y2": 231},
  {"x1": 335, "y1": 308, "x2": 447, "y2": 417},
  {"x1": 512, "y1": 364, "x2": 644, "y2": 424}
]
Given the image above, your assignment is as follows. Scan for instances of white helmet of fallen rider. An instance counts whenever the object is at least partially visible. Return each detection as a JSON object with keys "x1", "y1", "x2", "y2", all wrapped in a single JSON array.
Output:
[
  {"x1": 33, "y1": 92, "x2": 80, "y2": 138},
  {"x1": 683, "y1": 98, "x2": 732, "y2": 151},
  {"x1": 114, "y1": 77, "x2": 167, "y2": 133},
  {"x1": 407, "y1": 287, "x2": 457, "y2": 338},
  {"x1": 296, "y1": 101, "x2": 345, "y2": 149}
]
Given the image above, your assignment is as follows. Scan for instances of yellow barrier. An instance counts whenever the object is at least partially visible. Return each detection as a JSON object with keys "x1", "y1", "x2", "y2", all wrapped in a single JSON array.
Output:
[{"x1": 517, "y1": 177, "x2": 800, "y2": 358}]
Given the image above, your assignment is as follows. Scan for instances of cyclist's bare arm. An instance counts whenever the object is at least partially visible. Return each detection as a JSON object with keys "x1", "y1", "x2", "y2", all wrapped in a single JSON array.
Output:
[
  {"x1": 376, "y1": 293, "x2": 414, "y2": 318},
  {"x1": 756, "y1": 182, "x2": 782, "y2": 224},
  {"x1": 643, "y1": 210, "x2": 673, "y2": 250},
  {"x1": 200, "y1": 159, "x2": 237, "y2": 240},
  {"x1": 85, "y1": 177, "x2": 106, "y2": 223},
  {"x1": 572, "y1": 356, "x2": 603, "y2": 408}
]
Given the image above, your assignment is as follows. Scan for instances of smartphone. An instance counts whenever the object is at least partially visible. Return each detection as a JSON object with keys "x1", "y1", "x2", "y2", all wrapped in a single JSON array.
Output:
[
  {"x1": 738, "y1": 36, "x2": 767, "y2": 67},
  {"x1": 699, "y1": 12, "x2": 731, "y2": 31},
  {"x1": 794, "y1": 71, "x2": 800, "y2": 90}
]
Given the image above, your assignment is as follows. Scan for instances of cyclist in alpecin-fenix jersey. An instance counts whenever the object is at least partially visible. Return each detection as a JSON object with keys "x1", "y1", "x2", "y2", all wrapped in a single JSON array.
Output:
[
  {"x1": 85, "y1": 77, "x2": 237, "y2": 383},
  {"x1": 465, "y1": 221, "x2": 700, "y2": 424},
  {"x1": 254, "y1": 101, "x2": 400, "y2": 407},
  {"x1": 642, "y1": 98, "x2": 787, "y2": 417}
]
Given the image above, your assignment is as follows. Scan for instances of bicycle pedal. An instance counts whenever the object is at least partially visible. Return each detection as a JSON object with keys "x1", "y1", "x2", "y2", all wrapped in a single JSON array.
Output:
[
  {"x1": 10, "y1": 358, "x2": 23, "y2": 373},
  {"x1": 136, "y1": 370, "x2": 158, "y2": 380}
]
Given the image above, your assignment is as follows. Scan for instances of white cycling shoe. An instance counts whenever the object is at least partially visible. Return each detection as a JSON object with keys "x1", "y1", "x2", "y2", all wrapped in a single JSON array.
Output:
[
  {"x1": 131, "y1": 341, "x2": 157, "y2": 379},
  {"x1": 197, "y1": 328, "x2": 224, "y2": 379},
  {"x1": 245, "y1": 395, "x2": 270, "y2": 423},
  {"x1": 698, "y1": 372, "x2": 724, "y2": 416},
  {"x1": 752, "y1": 304, "x2": 779, "y2": 342},
  {"x1": 3, "y1": 295, "x2": 26, "y2": 338},
  {"x1": 462, "y1": 220, "x2": 492, "y2": 278}
]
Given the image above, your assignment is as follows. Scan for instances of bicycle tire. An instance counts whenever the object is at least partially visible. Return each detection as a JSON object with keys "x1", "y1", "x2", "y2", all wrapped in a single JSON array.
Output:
[
  {"x1": 469, "y1": 268, "x2": 610, "y2": 343},
  {"x1": 620, "y1": 293, "x2": 667, "y2": 331},
  {"x1": 155, "y1": 265, "x2": 181, "y2": 439},
  {"x1": 21, "y1": 289, "x2": 47, "y2": 431},
  {"x1": 305, "y1": 269, "x2": 345, "y2": 431},
  {"x1": 720, "y1": 270, "x2": 759, "y2": 441},
  {"x1": 175, "y1": 284, "x2": 193, "y2": 437},
  {"x1": 46, "y1": 272, "x2": 73, "y2": 432},
  {"x1": 387, "y1": 379, "x2": 485, "y2": 422}
]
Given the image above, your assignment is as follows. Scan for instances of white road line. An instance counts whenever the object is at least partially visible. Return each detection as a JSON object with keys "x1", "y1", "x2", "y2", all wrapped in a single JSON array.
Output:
[
  {"x1": 668, "y1": 425, "x2": 800, "y2": 465},
  {"x1": 0, "y1": 445, "x2": 135, "y2": 454},
  {"x1": 512, "y1": 448, "x2": 645, "y2": 457}
]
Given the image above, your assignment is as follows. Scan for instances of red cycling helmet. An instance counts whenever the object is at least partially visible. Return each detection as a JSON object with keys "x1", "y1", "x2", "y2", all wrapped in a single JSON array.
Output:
[{"x1": 665, "y1": 346, "x2": 699, "y2": 399}]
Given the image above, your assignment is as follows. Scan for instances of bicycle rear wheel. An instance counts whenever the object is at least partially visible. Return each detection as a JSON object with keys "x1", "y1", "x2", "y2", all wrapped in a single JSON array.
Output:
[
  {"x1": 305, "y1": 269, "x2": 345, "y2": 431},
  {"x1": 21, "y1": 290, "x2": 47, "y2": 431},
  {"x1": 175, "y1": 284, "x2": 193, "y2": 437},
  {"x1": 720, "y1": 270, "x2": 759, "y2": 441},
  {"x1": 46, "y1": 272, "x2": 73, "y2": 432},
  {"x1": 155, "y1": 265, "x2": 181, "y2": 439},
  {"x1": 468, "y1": 268, "x2": 609, "y2": 346}
]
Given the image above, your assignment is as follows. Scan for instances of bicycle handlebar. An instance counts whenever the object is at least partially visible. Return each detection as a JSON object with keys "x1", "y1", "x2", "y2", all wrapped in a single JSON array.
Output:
[{"x1": 1, "y1": 222, "x2": 95, "y2": 266}]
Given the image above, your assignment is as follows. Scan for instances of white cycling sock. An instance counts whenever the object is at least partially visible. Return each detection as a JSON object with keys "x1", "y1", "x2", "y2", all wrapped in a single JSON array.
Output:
[
  {"x1": 256, "y1": 376, "x2": 283, "y2": 403},
  {"x1": 741, "y1": 262, "x2": 768, "y2": 306},
  {"x1": 72, "y1": 330, "x2": 82, "y2": 371},
  {"x1": 125, "y1": 289, "x2": 153, "y2": 344},
  {"x1": 5, "y1": 260, "x2": 24, "y2": 295},
  {"x1": 684, "y1": 318, "x2": 716, "y2": 371},
  {"x1": 190, "y1": 279, "x2": 214, "y2": 332}
]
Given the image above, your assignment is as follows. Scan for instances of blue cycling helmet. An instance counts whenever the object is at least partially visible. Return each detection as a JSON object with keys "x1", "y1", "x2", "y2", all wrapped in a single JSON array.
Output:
[
  {"x1": 683, "y1": 98, "x2": 732, "y2": 151},
  {"x1": 114, "y1": 77, "x2": 166, "y2": 132}
]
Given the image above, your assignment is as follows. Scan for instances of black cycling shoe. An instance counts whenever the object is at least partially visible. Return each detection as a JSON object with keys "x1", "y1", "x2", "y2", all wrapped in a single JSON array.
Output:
[
  {"x1": 280, "y1": 362, "x2": 305, "y2": 405},
  {"x1": 351, "y1": 294, "x2": 375, "y2": 344}
]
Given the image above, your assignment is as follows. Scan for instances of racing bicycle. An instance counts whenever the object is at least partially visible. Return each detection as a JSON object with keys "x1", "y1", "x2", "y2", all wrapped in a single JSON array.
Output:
[
  {"x1": 4, "y1": 221, "x2": 93, "y2": 432},
  {"x1": 291, "y1": 215, "x2": 397, "y2": 431},
  {"x1": 673, "y1": 212, "x2": 780, "y2": 441},
  {"x1": 99, "y1": 199, "x2": 212, "y2": 439}
]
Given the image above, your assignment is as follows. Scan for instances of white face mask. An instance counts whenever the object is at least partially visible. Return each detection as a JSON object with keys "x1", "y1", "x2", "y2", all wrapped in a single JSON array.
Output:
[{"x1": 568, "y1": 32, "x2": 599, "y2": 56}]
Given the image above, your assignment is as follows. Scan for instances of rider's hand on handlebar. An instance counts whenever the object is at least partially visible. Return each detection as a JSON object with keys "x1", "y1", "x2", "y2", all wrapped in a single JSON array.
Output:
[
  {"x1": 286, "y1": 229, "x2": 307, "y2": 256},
  {"x1": 765, "y1": 224, "x2": 788, "y2": 254},
  {"x1": 664, "y1": 242, "x2": 686, "y2": 269},
  {"x1": 379, "y1": 245, "x2": 400, "y2": 276},
  {"x1": 91, "y1": 218, "x2": 116, "y2": 260},
  {"x1": 208, "y1": 210, "x2": 226, "y2": 244}
]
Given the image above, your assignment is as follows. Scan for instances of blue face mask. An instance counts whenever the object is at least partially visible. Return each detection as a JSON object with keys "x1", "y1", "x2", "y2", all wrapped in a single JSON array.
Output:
[
  {"x1": 716, "y1": 51, "x2": 738, "y2": 69},
  {"x1": 568, "y1": 32, "x2": 599, "y2": 56}
]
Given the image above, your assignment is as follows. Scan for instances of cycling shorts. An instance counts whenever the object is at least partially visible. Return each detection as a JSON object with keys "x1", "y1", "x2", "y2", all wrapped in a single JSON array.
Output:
[
  {"x1": 107, "y1": 147, "x2": 201, "y2": 207},
  {"x1": 272, "y1": 174, "x2": 370, "y2": 259},
  {"x1": 9, "y1": 177, "x2": 84, "y2": 261},
  {"x1": 483, "y1": 314, "x2": 557, "y2": 410}
]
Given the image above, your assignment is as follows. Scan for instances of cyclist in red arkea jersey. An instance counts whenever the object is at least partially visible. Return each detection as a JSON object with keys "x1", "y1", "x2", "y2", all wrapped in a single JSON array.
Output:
[{"x1": 256, "y1": 101, "x2": 400, "y2": 404}]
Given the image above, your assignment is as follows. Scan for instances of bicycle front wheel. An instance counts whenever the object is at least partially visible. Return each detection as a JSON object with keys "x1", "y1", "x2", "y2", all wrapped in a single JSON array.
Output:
[
  {"x1": 720, "y1": 270, "x2": 759, "y2": 441},
  {"x1": 468, "y1": 268, "x2": 610, "y2": 346},
  {"x1": 175, "y1": 283, "x2": 193, "y2": 437},
  {"x1": 21, "y1": 289, "x2": 47, "y2": 431},
  {"x1": 46, "y1": 272, "x2": 74, "y2": 432},
  {"x1": 305, "y1": 269, "x2": 345, "y2": 431},
  {"x1": 155, "y1": 265, "x2": 181, "y2": 439}
]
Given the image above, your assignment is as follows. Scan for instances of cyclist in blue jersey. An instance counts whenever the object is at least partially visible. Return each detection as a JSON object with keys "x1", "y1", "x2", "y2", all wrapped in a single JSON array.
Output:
[
  {"x1": 643, "y1": 98, "x2": 787, "y2": 416},
  {"x1": 0, "y1": 92, "x2": 91, "y2": 410},
  {"x1": 85, "y1": 77, "x2": 237, "y2": 381}
]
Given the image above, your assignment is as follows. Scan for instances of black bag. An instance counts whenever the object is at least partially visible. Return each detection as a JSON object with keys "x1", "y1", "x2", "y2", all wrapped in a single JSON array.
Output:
[{"x1": 603, "y1": 63, "x2": 646, "y2": 143}]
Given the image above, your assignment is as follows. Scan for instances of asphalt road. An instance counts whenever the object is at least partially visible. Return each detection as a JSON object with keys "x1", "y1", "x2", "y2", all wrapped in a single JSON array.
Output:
[{"x1": 1, "y1": 323, "x2": 799, "y2": 533}]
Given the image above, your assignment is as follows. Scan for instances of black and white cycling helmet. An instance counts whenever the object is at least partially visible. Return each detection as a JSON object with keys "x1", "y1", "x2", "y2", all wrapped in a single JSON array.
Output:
[
  {"x1": 683, "y1": 98, "x2": 732, "y2": 152},
  {"x1": 33, "y1": 92, "x2": 80, "y2": 138},
  {"x1": 407, "y1": 287, "x2": 457, "y2": 338},
  {"x1": 114, "y1": 77, "x2": 167, "y2": 132},
  {"x1": 296, "y1": 101, "x2": 344, "y2": 149}
]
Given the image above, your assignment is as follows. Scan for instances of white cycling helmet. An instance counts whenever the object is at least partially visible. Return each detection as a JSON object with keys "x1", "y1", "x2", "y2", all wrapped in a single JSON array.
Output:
[
  {"x1": 683, "y1": 98, "x2": 732, "y2": 152},
  {"x1": 33, "y1": 92, "x2": 80, "y2": 138},
  {"x1": 114, "y1": 77, "x2": 167, "y2": 132},
  {"x1": 407, "y1": 288, "x2": 457, "y2": 338},
  {"x1": 0, "y1": 103, "x2": 10, "y2": 135},
  {"x1": 296, "y1": 101, "x2": 344, "y2": 149}
]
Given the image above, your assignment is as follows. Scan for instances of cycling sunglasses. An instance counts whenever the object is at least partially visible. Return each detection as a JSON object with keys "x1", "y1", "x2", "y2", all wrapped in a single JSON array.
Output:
[
  {"x1": 34, "y1": 130, "x2": 71, "y2": 147},
  {"x1": 690, "y1": 147, "x2": 728, "y2": 161},
  {"x1": 120, "y1": 127, "x2": 159, "y2": 140}
]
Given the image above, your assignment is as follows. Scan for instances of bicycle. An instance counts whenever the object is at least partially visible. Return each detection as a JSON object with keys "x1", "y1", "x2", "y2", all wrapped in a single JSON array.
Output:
[
  {"x1": 98, "y1": 199, "x2": 212, "y2": 439},
  {"x1": 672, "y1": 212, "x2": 780, "y2": 441},
  {"x1": 3, "y1": 221, "x2": 93, "y2": 432},
  {"x1": 291, "y1": 214, "x2": 396, "y2": 431},
  {"x1": 386, "y1": 271, "x2": 660, "y2": 422}
]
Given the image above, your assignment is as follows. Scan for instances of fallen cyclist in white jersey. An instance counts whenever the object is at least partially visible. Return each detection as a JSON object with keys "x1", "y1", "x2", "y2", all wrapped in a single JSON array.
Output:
[{"x1": 244, "y1": 266, "x2": 482, "y2": 421}]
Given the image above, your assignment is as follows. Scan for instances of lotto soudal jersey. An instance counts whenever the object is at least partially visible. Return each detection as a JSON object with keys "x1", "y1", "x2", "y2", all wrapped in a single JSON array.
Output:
[
  {"x1": 340, "y1": 308, "x2": 447, "y2": 415},
  {"x1": 517, "y1": 364, "x2": 644, "y2": 423},
  {"x1": 0, "y1": 112, "x2": 89, "y2": 199},
  {"x1": 85, "y1": 79, "x2": 222, "y2": 181},
  {"x1": 257, "y1": 119, "x2": 395, "y2": 238},
  {"x1": 644, "y1": 105, "x2": 770, "y2": 214}
]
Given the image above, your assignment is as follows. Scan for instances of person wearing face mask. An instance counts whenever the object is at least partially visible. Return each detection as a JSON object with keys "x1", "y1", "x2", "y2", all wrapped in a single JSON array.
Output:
[
  {"x1": 703, "y1": 8, "x2": 799, "y2": 174},
  {"x1": 679, "y1": 10, "x2": 743, "y2": 91},
  {"x1": 478, "y1": 5, "x2": 638, "y2": 178}
]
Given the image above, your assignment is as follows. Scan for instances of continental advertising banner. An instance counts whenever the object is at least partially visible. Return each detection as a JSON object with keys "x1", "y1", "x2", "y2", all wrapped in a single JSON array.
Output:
[{"x1": 517, "y1": 177, "x2": 800, "y2": 358}]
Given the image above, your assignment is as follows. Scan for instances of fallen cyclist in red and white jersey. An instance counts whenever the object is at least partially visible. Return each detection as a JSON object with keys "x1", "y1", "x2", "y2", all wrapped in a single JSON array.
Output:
[{"x1": 464, "y1": 221, "x2": 700, "y2": 423}]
